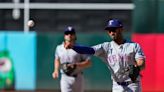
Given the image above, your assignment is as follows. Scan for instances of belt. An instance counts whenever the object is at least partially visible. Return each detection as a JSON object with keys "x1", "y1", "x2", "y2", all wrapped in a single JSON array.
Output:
[
  {"x1": 72, "y1": 72, "x2": 83, "y2": 77},
  {"x1": 63, "y1": 72, "x2": 83, "y2": 77},
  {"x1": 117, "y1": 81, "x2": 138, "y2": 86},
  {"x1": 72, "y1": 74, "x2": 78, "y2": 77}
]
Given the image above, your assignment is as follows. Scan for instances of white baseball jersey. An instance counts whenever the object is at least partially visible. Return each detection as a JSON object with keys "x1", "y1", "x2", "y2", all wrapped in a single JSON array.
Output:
[
  {"x1": 55, "y1": 42, "x2": 90, "y2": 92},
  {"x1": 92, "y1": 40, "x2": 145, "y2": 83}
]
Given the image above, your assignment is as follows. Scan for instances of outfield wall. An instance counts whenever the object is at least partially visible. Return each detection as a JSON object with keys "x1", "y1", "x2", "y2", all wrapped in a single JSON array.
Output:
[{"x1": 0, "y1": 32, "x2": 36, "y2": 90}]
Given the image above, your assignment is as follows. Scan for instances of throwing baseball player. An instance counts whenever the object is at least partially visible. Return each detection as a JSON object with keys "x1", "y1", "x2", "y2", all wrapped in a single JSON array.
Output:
[
  {"x1": 52, "y1": 26, "x2": 91, "y2": 92},
  {"x1": 69, "y1": 19, "x2": 146, "y2": 92}
]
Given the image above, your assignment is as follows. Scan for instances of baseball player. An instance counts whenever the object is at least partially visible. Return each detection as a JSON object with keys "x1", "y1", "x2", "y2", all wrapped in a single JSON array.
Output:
[
  {"x1": 52, "y1": 26, "x2": 91, "y2": 92},
  {"x1": 69, "y1": 19, "x2": 146, "y2": 92}
]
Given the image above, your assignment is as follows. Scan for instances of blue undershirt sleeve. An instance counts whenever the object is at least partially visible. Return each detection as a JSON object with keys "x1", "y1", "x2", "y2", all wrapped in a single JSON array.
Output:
[{"x1": 72, "y1": 45, "x2": 95, "y2": 54}]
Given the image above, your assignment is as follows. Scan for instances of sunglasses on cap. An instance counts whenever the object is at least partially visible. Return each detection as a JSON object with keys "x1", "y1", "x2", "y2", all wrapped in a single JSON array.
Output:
[
  {"x1": 106, "y1": 27, "x2": 118, "y2": 32},
  {"x1": 64, "y1": 31, "x2": 76, "y2": 35}
]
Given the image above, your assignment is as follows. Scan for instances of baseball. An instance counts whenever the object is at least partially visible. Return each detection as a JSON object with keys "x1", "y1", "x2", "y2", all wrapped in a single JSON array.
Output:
[{"x1": 27, "y1": 20, "x2": 35, "y2": 27}]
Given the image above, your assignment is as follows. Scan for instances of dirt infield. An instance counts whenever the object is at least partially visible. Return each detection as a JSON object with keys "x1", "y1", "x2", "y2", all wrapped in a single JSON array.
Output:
[{"x1": 1, "y1": 89, "x2": 111, "y2": 92}]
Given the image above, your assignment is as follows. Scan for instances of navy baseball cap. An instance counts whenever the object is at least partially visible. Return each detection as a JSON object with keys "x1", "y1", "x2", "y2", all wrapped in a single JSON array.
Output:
[
  {"x1": 105, "y1": 19, "x2": 123, "y2": 30},
  {"x1": 64, "y1": 26, "x2": 76, "y2": 35}
]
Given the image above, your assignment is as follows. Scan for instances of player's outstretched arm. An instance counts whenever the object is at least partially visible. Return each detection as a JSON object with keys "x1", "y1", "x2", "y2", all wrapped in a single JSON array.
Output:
[{"x1": 72, "y1": 45, "x2": 95, "y2": 54}]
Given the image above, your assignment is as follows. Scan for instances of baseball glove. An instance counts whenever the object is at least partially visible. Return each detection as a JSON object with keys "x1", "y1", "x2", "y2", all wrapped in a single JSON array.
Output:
[
  {"x1": 129, "y1": 65, "x2": 140, "y2": 82},
  {"x1": 61, "y1": 62, "x2": 76, "y2": 76}
]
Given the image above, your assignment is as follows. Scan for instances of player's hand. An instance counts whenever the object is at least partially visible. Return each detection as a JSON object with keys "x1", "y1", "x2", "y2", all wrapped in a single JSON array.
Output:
[{"x1": 52, "y1": 70, "x2": 59, "y2": 79}]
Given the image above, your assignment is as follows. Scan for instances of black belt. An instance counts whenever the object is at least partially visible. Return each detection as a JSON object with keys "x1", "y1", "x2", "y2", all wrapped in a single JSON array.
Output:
[
  {"x1": 72, "y1": 72, "x2": 83, "y2": 77},
  {"x1": 72, "y1": 74, "x2": 78, "y2": 77},
  {"x1": 63, "y1": 72, "x2": 83, "y2": 77},
  {"x1": 117, "y1": 81, "x2": 137, "y2": 86}
]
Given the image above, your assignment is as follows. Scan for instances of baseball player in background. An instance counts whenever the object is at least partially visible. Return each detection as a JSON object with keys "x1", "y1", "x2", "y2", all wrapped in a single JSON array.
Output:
[
  {"x1": 52, "y1": 26, "x2": 91, "y2": 92},
  {"x1": 68, "y1": 19, "x2": 146, "y2": 92}
]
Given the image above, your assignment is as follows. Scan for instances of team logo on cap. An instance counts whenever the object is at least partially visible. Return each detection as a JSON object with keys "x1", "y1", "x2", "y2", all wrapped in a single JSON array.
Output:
[
  {"x1": 68, "y1": 26, "x2": 73, "y2": 31},
  {"x1": 109, "y1": 20, "x2": 114, "y2": 25}
]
